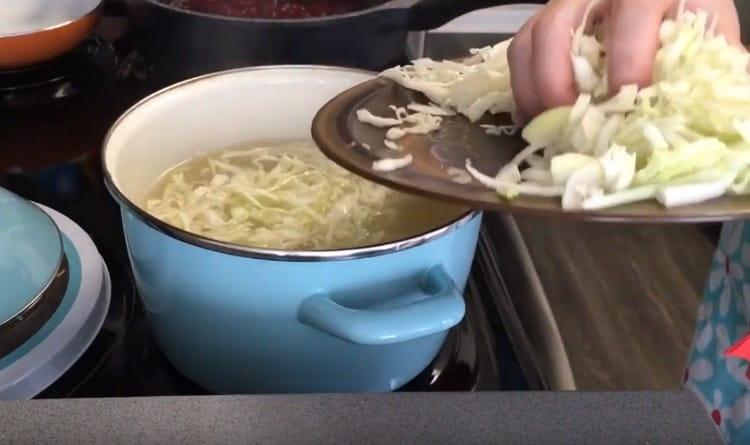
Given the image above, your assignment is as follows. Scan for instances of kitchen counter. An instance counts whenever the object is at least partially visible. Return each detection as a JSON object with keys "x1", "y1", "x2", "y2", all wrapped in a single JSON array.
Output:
[
  {"x1": 0, "y1": 391, "x2": 721, "y2": 444},
  {"x1": 514, "y1": 217, "x2": 716, "y2": 390},
  {"x1": 427, "y1": 8, "x2": 720, "y2": 392}
]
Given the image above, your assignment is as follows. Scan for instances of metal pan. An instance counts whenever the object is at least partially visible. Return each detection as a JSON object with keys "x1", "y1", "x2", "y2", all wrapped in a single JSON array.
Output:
[
  {"x1": 0, "y1": 0, "x2": 102, "y2": 70},
  {"x1": 126, "y1": 0, "x2": 546, "y2": 83}
]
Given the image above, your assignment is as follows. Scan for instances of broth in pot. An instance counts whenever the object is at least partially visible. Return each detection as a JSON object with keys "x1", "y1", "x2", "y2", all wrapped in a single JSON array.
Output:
[{"x1": 144, "y1": 140, "x2": 466, "y2": 250}]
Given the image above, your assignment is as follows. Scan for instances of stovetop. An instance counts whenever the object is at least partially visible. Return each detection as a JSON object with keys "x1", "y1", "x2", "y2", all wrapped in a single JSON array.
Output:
[{"x1": 0, "y1": 16, "x2": 541, "y2": 398}]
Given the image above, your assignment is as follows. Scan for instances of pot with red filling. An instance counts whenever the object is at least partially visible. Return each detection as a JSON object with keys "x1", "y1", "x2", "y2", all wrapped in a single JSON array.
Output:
[
  {"x1": 126, "y1": 0, "x2": 545, "y2": 83},
  {"x1": 171, "y1": 0, "x2": 385, "y2": 19}
]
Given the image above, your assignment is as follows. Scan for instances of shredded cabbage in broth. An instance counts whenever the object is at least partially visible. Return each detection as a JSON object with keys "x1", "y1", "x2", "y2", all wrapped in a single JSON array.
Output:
[{"x1": 145, "y1": 141, "x2": 463, "y2": 250}]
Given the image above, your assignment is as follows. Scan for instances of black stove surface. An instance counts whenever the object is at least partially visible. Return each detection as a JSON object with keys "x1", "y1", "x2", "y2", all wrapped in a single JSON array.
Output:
[{"x1": 0, "y1": 19, "x2": 537, "y2": 398}]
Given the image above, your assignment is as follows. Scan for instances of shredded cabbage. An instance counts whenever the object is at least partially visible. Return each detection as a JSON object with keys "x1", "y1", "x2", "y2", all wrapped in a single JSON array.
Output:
[
  {"x1": 356, "y1": 109, "x2": 402, "y2": 127},
  {"x1": 384, "y1": 139, "x2": 402, "y2": 151},
  {"x1": 372, "y1": 154, "x2": 413, "y2": 172},
  {"x1": 146, "y1": 141, "x2": 414, "y2": 250},
  {"x1": 482, "y1": 124, "x2": 519, "y2": 136},
  {"x1": 359, "y1": 1, "x2": 750, "y2": 211},
  {"x1": 494, "y1": 4, "x2": 750, "y2": 210},
  {"x1": 380, "y1": 39, "x2": 515, "y2": 122}
]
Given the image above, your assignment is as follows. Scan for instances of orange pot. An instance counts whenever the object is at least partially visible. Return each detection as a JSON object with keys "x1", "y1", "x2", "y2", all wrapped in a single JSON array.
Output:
[{"x1": 0, "y1": 2, "x2": 102, "y2": 70}]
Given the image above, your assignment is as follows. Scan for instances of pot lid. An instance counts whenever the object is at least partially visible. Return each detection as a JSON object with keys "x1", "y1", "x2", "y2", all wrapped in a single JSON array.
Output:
[
  {"x1": 0, "y1": 203, "x2": 107, "y2": 400},
  {"x1": 0, "y1": 187, "x2": 63, "y2": 326}
]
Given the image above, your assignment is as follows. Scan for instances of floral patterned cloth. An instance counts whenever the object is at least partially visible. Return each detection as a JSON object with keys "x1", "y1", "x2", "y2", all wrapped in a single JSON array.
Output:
[{"x1": 685, "y1": 221, "x2": 750, "y2": 443}]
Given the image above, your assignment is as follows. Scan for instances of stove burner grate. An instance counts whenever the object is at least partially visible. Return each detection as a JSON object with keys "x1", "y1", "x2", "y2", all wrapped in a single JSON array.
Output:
[{"x1": 0, "y1": 36, "x2": 118, "y2": 109}]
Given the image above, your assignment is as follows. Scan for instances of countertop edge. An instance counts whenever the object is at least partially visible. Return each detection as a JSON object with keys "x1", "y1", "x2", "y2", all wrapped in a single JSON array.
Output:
[{"x1": 1, "y1": 391, "x2": 722, "y2": 444}]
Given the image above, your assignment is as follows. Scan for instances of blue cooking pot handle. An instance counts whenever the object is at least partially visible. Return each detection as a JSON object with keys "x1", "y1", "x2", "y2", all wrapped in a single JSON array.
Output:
[{"x1": 298, "y1": 265, "x2": 465, "y2": 345}]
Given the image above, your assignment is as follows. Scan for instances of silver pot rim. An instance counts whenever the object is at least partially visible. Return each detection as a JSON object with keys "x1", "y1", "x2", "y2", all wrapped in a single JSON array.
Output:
[
  {"x1": 0, "y1": 193, "x2": 65, "y2": 327},
  {"x1": 102, "y1": 64, "x2": 480, "y2": 263},
  {"x1": 140, "y1": 0, "x2": 416, "y2": 26}
]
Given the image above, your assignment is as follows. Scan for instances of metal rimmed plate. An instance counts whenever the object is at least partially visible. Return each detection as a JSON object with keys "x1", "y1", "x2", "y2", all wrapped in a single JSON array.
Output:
[
  {"x1": 312, "y1": 77, "x2": 750, "y2": 223},
  {"x1": 0, "y1": 255, "x2": 68, "y2": 359}
]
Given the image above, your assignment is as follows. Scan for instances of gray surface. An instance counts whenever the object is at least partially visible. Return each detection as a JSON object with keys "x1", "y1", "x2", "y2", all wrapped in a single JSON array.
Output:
[
  {"x1": 0, "y1": 391, "x2": 722, "y2": 444},
  {"x1": 737, "y1": 0, "x2": 750, "y2": 44}
]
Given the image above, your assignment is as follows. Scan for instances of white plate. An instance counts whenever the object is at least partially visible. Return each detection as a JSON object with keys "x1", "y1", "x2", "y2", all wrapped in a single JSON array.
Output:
[
  {"x1": 432, "y1": 4, "x2": 540, "y2": 34},
  {"x1": 0, "y1": 205, "x2": 110, "y2": 400}
]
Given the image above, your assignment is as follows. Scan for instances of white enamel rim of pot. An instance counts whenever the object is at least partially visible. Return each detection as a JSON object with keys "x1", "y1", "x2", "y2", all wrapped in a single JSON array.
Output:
[
  {"x1": 102, "y1": 65, "x2": 478, "y2": 262},
  {"x1": 1, "y1": 0, "x2": 102, "y2": 38}
]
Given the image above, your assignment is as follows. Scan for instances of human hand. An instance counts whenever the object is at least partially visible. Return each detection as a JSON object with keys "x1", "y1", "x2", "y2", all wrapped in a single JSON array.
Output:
[{"x1": 508, "y1": 0, "x2": 742, "y2": 122}]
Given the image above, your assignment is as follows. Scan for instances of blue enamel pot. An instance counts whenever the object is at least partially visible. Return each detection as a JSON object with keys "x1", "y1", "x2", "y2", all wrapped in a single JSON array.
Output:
[{"x1": 102, "y1": 66, "x2": 481, "y2": 394}]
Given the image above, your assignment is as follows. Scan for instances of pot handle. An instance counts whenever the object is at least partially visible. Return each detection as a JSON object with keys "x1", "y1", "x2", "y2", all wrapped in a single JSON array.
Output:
[
  {"x1": 408, "y1": 0, "x2": 548, "y2": 31},
  {"x1": 298, "y1": 265, "x2": 465, "y2": 345}
]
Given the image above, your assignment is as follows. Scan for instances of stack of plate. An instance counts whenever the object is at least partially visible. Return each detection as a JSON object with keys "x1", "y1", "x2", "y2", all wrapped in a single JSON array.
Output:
[{"x1": 0, "y1": 188, "x2": 110, "y2": 399}]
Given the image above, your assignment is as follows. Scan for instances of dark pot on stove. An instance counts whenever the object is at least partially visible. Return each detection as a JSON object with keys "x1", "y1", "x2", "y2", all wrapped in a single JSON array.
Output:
[{"x1": 125, "y1": 0, "x2": 544, "y2": 83}]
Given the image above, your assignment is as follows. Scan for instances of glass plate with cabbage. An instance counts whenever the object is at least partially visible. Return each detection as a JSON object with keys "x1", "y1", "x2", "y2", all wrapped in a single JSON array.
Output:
[{"x1": 354, "y1": 1, "x2": 750, "y2": 214}]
